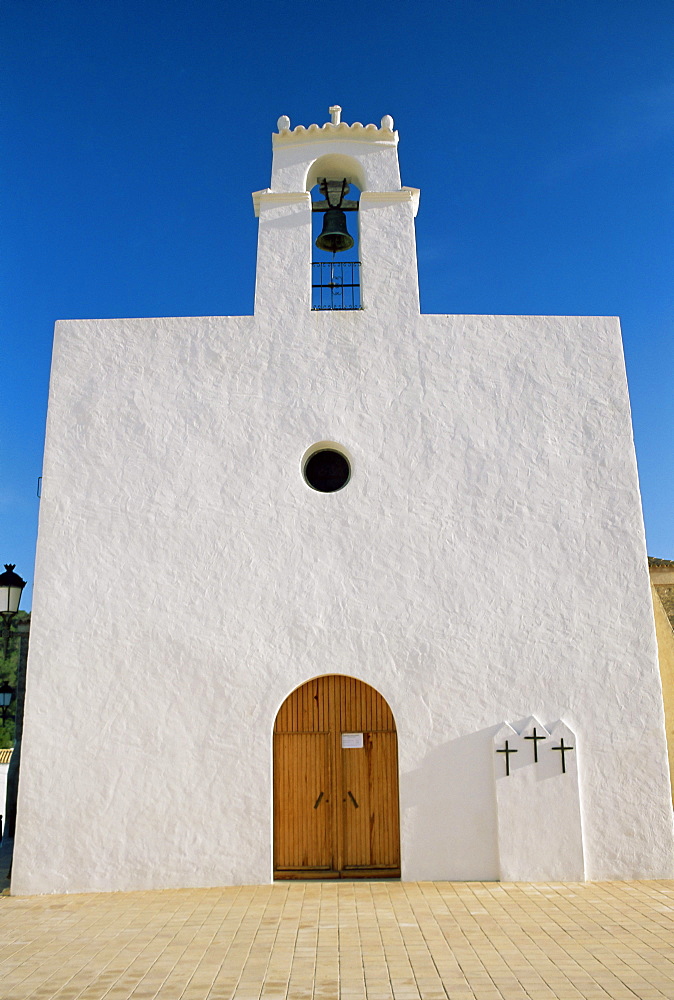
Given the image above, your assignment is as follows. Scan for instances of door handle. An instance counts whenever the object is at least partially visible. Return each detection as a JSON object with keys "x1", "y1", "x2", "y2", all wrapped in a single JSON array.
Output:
[
  {"x1": 313, "y1": 792, "x2": 324, "y2": 809},
  {"x1": 348, "y1": 791, "x2": 359, "y2": 808}
]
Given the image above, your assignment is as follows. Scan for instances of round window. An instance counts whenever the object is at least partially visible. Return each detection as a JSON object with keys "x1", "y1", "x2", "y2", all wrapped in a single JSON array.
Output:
[{"x1": 303, "y1": 449, "x2": 351, "y2": 493}]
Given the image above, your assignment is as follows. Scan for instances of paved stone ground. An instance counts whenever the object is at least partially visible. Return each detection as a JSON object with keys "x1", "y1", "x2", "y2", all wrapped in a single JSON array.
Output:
[{"x1": 1, "y1": 876, "x2": 673, "y2": 1000}]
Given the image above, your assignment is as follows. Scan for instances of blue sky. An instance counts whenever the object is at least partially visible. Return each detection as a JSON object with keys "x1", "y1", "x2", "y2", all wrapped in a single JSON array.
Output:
[{"x1": 2, "y1": 0, "x2": 673, "y2": 607}]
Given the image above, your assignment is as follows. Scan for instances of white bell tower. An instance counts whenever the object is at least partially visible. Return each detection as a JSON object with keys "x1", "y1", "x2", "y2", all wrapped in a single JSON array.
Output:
[{"x1": 252, "y1": 107, "x2": 420, "y2": 316}]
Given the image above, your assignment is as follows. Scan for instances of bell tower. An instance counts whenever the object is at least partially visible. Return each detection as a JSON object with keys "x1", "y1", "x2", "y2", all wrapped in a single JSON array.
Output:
[{"x1": 252, "y1": 107, "x2": 420, "y2": 316}]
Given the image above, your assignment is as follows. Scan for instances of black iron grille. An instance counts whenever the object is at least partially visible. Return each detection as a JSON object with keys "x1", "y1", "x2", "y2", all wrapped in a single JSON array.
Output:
[{"x1": 312, "y1": 261, "x2": 361, "y2": 311}]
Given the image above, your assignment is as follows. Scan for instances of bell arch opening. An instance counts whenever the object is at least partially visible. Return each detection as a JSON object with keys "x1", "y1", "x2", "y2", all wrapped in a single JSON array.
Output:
[
  {"x1": 305, "y1": 153, "x2": 367, "y2": 193},
  {"x1": 310, "y1": 174, "x2": 361, "y2": 310},
  {"x1": 272, "y1": 674, "x2": 401, "y2": 880}
]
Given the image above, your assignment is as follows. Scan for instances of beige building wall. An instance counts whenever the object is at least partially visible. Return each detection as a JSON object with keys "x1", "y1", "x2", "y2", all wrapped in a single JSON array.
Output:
[{"x1": 650, "y1": 559, "x2": 674, "y2": 806}]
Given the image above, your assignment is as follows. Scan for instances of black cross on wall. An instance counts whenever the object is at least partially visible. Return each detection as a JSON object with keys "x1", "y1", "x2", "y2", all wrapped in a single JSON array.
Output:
[
  {"x1": 524, "y1": 727, "x2": 546, "y2": 763},
  {"x1": 551, "y1": 737, "x2": 575, "y2": 774},
  {"x1": 496, "y1": 739, "x2": 518, "y2": 776}
]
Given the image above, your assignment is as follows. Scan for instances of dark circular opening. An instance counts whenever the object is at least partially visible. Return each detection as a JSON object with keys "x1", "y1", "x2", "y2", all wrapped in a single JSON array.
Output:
[{"x1": 304, "y1": 450, "x2": 350, "y2": 493}]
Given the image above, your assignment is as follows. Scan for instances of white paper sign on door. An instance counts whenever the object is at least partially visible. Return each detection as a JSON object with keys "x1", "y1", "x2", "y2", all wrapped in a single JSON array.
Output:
[{"x1": 341, "y1": 732, "x2": 364, "y2": 749}]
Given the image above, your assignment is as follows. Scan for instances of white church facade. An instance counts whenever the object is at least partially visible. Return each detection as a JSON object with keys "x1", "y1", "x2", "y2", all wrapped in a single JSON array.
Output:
[{"x1": 12, "y1": 108, "x2": 674, "y2": 894}]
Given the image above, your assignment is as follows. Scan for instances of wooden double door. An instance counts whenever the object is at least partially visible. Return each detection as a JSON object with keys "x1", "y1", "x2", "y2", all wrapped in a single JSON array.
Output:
[{"x1": 273, "y1": 675, "x2": 400, "y2": 879}]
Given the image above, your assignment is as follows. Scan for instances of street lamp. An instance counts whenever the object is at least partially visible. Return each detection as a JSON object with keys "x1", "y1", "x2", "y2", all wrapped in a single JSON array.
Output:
[
  {"x1": 0, "y1": 680, "x2": 13, "y2": 722},
  {"x1": 0, "y1": 564, "x2": 26, "y2": 658}
]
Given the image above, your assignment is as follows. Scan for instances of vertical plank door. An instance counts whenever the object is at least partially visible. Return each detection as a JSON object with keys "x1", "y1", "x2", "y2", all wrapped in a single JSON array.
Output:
[
  {"x1": 341, "y1": 732, "x2": 400, "y2": 872},
  {"x1": 273, "y1": 675, "x2": 400, "y2": 879},
  {"x1": 273, "y1": 732, "x2": 332, "y2": 872}
]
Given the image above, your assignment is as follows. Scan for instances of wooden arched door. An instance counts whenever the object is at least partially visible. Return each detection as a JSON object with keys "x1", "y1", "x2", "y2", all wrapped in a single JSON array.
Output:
[{"x1": 273, "y1": 675, "x2": 400, "y2": 879}]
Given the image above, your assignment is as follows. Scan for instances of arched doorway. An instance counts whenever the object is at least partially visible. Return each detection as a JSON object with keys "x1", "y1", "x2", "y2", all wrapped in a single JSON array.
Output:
[{"x1": 273, "y1": 675, "x2": 400, "y2": 879}]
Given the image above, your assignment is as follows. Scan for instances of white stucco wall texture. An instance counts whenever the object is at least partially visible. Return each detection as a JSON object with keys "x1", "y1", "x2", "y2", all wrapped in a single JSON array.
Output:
[{"x1": 12, "y1": 114, "x2": 674, "y2": 894}]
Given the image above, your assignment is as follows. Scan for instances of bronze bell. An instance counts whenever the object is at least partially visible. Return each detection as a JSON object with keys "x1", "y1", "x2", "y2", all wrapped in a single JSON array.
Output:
[{"x1": 316, "y1": 208, "x2": 354, "y2": 253}]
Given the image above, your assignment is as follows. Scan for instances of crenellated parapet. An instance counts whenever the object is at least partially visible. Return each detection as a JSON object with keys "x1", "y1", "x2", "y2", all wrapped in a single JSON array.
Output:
[
  {"x1": 273, "y1": 107, "x2": 397, "y2": 147},
  {"x1": 265, "y1": 106, "x2": 403, "y2": 194}
]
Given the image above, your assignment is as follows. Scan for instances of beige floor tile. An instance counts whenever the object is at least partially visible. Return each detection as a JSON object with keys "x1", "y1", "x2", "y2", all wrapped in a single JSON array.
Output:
[{"x1": 1, "y1": 880, "x2": 674, "y2": 1000}]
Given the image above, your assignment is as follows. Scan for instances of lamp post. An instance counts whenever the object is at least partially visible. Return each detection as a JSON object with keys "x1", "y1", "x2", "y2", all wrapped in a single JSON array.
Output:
[
  {"x1": 1, "y1": 566, "x2": 28, "y2": 848},
  {"x1": 0, "y1": 564, "x2": 26, "y2": 659}
]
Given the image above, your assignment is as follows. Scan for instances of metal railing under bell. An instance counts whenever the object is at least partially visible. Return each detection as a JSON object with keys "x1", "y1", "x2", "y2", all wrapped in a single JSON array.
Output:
[{"x1": 311, "y1": 261, "x2": 361, "y2": 310}]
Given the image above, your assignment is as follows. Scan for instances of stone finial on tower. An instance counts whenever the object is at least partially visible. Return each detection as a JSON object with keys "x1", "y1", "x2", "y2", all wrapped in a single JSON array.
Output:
[
  {"x1": 381, "y1": 114, "x2": 394, "y2": 131},
  {"x1": 277, "y1": 115, "x2": 291, "y2": 132},
  {"x1": 329, "y1": 105, "x2": 342, "y2": 125}
]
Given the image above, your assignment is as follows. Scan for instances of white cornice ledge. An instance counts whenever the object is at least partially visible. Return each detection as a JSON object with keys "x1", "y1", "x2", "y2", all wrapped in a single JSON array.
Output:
[
  {"x1": 360, "y1": 187, "x2": 420, "y2": 217},
  {"x1": 252, "y1": 189, "x2": 311, "y2": 217},
  {"x1": 252, "y1": 187, "x2": 419, "y2": 217},
  {"x1": 273, "y1": 121, "x2": 398, "y2": 146}
]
